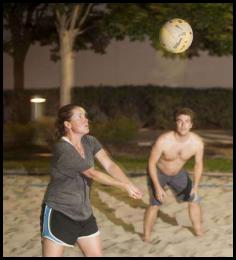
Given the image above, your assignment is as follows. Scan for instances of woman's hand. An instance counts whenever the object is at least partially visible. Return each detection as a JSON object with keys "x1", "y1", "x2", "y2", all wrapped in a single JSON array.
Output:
[{"x1": 124, "y1": 183, "x2": 144, "y2": 199}]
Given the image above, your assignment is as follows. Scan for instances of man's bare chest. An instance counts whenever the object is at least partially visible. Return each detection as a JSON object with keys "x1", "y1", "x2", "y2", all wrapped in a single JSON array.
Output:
[{"x1": 162, "y1": 144, "x2": 196, "y2": 161}]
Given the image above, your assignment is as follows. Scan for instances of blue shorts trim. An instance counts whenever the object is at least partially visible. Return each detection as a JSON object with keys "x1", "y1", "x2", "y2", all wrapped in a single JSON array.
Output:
[
  {"x1": 41, "y1": 204, "x2": 100, "y2": 247},
  {"x1": 42, "y1": 205, "x2": 74, "y2": 247}
]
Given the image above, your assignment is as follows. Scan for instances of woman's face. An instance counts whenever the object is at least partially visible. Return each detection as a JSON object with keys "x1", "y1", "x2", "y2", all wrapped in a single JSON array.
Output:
[{"x1": 65, "y1": 107, "x2": 89, "y2": 135}]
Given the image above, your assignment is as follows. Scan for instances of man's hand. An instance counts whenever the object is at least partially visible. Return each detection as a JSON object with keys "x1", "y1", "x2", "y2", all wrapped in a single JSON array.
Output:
[
  {"x1": 155, "y1": 186, "x2": 167, "y2": 203},
  {"x1": 190, "y1": 186, "x2": 201, "y2": 202},
  {"x1": 190, "y1": 186, "x2": 198, "y2": 197}
]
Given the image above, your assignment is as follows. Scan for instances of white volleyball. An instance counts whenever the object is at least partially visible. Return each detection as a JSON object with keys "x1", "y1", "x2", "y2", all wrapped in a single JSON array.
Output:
[{"x1": 159, "y1": 18, "x2": 193, "y2": 53}]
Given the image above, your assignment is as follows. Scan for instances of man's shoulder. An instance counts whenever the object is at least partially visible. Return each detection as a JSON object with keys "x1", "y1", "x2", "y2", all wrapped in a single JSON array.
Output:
[
  {"x1": 159, "y1": 130, "x2": 174, "y2": 139},
  {"x1": 190, "y1": 132, "x2": 204, "y2": 147},
  {"x1": 191, "y1": 132, "x2": 203, "y2": 142},
  {"x1": 155, "y1": 130, "x2": 173, "y2": 143}
]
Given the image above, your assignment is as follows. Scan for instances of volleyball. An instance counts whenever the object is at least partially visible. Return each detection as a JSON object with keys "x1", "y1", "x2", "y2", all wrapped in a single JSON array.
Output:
[{"x1": 159, "y1": 18, "x2": 193, "y2": 53}]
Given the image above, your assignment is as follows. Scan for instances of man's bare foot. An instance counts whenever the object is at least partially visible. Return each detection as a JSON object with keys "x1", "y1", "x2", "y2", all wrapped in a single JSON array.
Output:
[
  {"x1": 142, "y1": 235, "x2": 152, "y2": 243},
  {"x1": 194, "y1": 228, "x2": 204, "y2": 237}
]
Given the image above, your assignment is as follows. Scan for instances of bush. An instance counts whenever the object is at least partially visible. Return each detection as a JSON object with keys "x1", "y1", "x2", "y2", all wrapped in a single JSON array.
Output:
[
  {"x1": 91, "y1": 115, "x2": 139, "y2": 144},
  {"x1": 3, "y1": 86, "x2": 233, "y2": 130},
  {"x1": 3, "y1": 116, "x2": 56, "y2": 149},
  {"x1": 3, "y1": 122, "x2": 35, "y2": 147},
  {"x1": 32, "y1": 116, "x2": 56, "y2": 146}
]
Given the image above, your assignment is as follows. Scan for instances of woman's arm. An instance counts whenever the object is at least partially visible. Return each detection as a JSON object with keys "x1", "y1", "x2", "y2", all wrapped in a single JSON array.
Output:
[
  {"x1": 95, "y1": 149, "x2": 132, "y2": 184},
  {"x1": 82, "y1": 167, "x2": 142, "y2": 199}
]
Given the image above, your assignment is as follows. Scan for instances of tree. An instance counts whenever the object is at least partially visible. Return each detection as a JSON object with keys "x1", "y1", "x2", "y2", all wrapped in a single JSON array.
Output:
[
  {"x1": 105, "y1": 3, "x2": 233, "y2": 58},
  {"x1": 3, "y1": 3, "x2": 49, "y2": 91},
  {"x1": 31, "y1": 3, "x2": 111, "y2": 106},
  {"x1": 51, "y1": 3, "x2": 233, "y2": 105},
  {"x1": 4, "y1": 3, "x2": 232, "y2": 106},
  {"x1": 51, "y1": 4, "x2": 110, "y2": 105},
  {"x1": 3, "y1": 3, "x2": 110, "y2": 105}
]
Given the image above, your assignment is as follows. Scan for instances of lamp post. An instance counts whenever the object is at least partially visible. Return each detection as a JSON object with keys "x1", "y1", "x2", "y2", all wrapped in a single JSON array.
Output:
[
  {"x1": 30, "y1": 95, "x2": 47, "y2": 146},
  {"x1": 30, "y1": 96, "x2": 46, "y2": 121}
]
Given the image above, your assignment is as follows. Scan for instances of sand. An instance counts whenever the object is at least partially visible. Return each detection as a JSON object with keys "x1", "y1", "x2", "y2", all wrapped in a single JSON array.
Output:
[{"x1": 3, "y1": 173, "x2": 233, "y2": 257}]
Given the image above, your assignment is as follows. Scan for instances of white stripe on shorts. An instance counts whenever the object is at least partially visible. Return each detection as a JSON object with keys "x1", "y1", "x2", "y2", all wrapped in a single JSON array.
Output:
[{"x1": 77, "y1": 230, "x2": 100, "y2": 240}]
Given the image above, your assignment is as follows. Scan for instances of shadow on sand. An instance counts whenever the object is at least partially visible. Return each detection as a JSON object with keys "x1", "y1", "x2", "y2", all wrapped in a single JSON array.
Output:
[{"x1": 91, "y1": 183, "x2": 191, "y2": 239}]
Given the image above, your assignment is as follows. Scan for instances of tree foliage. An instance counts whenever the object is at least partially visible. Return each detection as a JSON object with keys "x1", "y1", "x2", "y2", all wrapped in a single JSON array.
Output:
[
  {"x1": 3, "y1": 3, "x2": 51, "y2": 57},
  {"x1": 3, "y1": 3, "x2": 49, "y2": 90},
  {"x1": 105, "y1": 3, "x2": 233, "y2": 58},
  {"x1": 31, "y1": 3, "x2": 111, "y2": 62},
  {"x1": 5, "y1": 3, "x2": 232, "y2": 62},
  {"x1": 3, "y1": 3, "x2": 233, "y2": 92}
]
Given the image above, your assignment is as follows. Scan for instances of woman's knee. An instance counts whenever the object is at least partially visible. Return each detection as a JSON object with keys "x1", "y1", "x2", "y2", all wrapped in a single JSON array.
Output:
[
  {"x1": 89, "y1": 251, "x2": 103, "y2": 257},
  {"x1": 42, "y1": 238, "x2": 65, "y2": 257}
]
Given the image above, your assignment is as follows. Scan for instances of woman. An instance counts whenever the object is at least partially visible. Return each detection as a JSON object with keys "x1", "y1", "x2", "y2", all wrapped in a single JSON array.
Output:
[{"x1": 40, "y1": 104, "x2": 143, "y2": 257}]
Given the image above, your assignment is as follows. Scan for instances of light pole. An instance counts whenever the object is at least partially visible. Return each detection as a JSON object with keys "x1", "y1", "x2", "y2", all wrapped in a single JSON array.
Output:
[
  {"x1": 30, "y1": 95, "x2": 46, "y2": 146},
  {"x1": 30, "y1": 96, "x2": 46, "y2": 121}
]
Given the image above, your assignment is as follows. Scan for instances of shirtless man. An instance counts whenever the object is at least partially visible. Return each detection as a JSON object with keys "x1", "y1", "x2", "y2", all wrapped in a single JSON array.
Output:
[{"x1": 143, "y1": 107, "x2": 204, "y2": 243}]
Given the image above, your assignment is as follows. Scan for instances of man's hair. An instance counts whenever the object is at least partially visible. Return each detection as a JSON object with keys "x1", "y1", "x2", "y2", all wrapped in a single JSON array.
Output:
[{"x1": 174, "y1": 107, "x2": 195, "y2": 123}]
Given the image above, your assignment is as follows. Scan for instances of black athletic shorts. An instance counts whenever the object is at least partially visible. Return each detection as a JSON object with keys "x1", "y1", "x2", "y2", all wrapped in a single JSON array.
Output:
[{"x1": 40, "y1": 203, "x2": 99, "y2": 247}]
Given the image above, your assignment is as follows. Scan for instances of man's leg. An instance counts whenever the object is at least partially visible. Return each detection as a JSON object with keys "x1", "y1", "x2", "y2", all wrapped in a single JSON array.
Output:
[
  {"x1": 143, "y1": 205, "x2": 160, "y2": 242},
  {"x1": 188, "y1": 202, "x2": 203, "y2": 236}
]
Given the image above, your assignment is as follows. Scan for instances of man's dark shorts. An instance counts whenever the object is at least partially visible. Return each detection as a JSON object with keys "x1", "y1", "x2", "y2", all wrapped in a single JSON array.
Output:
[{"x1": 147, "y1": 168, "x2": 198, "y2": 206}]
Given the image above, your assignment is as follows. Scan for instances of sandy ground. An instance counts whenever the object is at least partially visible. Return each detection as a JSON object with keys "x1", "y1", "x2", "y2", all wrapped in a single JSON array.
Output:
[{"x1": 3, "y1": 173, "x2": 233, "y2": 257}]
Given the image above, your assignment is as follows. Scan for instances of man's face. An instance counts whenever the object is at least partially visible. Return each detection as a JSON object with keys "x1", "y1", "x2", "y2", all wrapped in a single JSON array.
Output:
[{"x1": 175, "y1": 114, "x2": 193, "y2": 136}]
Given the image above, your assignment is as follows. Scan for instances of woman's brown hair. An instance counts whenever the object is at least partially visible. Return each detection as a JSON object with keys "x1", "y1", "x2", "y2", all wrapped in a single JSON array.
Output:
[{"x1": 55, "y1": 104, "x2": 78, "y2": 139}]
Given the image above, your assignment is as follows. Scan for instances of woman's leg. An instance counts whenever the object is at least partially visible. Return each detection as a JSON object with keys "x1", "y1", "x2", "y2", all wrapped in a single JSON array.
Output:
[
  {"x1": 77, "y1": 234, "x2": 102, "y2": 257},
  {"x1": 42, "y1": 237, "x2": 65, "y2": 257}
]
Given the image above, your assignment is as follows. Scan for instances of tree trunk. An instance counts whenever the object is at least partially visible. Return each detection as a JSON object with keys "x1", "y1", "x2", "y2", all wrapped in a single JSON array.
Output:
[
  {"x1": 13, "y1": 52, "x2": 26, "y2": 91},
  {"x1": 60, "y1": 31, "x2": 75, "y2": 106}
]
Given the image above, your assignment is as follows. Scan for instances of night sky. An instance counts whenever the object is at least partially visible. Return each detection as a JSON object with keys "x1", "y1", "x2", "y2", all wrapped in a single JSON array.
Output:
[{"x1": 3, "y1": 38, "x2": 233, "y2": 90}]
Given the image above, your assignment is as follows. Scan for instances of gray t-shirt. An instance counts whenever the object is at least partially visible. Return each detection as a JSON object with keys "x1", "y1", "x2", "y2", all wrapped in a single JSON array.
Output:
[{"x1": 43, "y1": 135, "x2": 103, "y2": 221}]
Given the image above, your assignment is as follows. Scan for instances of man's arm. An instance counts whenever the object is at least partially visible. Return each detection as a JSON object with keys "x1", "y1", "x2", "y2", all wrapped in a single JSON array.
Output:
[
  {"x1": 148, "y1": 139, "x2": 163, "y2": 190},
  {"x1": 148, "y1": 137, "x2": 167, "y2": 202},
  {"x1": 192, "y1": 140, "x2": 204, "y2": 194}
]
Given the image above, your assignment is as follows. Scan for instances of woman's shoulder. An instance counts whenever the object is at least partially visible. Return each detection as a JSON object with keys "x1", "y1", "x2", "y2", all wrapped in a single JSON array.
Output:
[
  {"x1": 52, "y1": 139, "x2": 72, "y2": 152},
  {"x1": 83, "y1": 135, "x2": 102, "y2": 146},
  {"x1": 83, "y1": 134, "x2": 97, "y2": 142}
]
